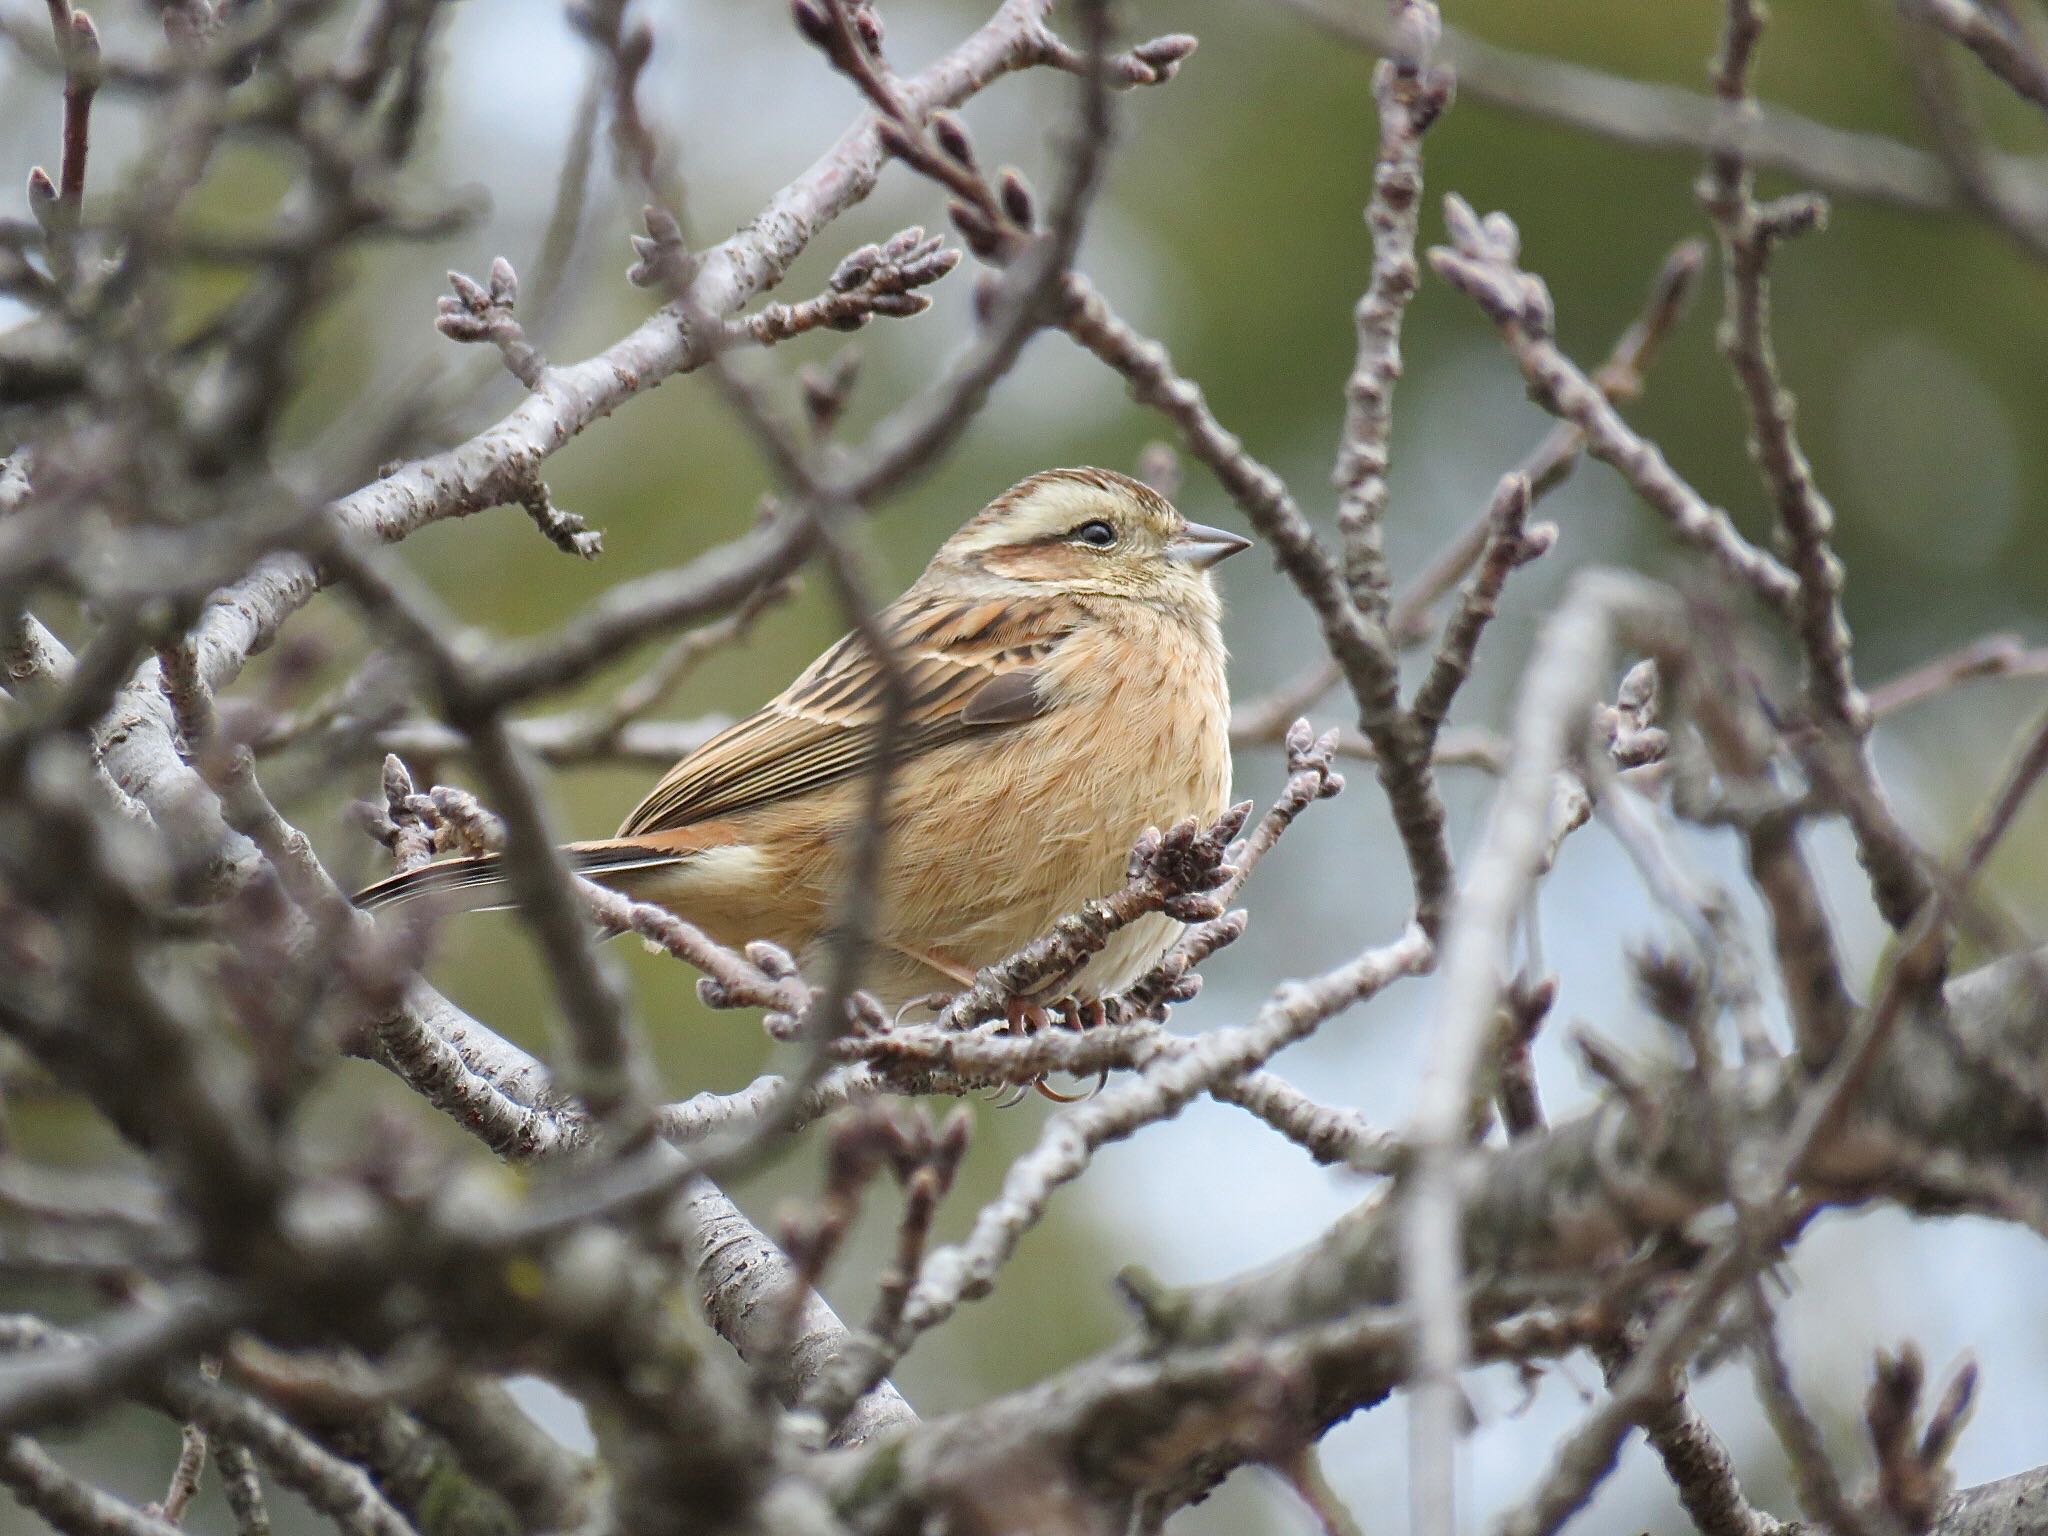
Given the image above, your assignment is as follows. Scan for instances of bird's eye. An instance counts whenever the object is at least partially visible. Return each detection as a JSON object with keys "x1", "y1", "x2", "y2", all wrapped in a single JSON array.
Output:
[{"x1": 1069, "y1": 519, "x2": 1117, "y2": 548}]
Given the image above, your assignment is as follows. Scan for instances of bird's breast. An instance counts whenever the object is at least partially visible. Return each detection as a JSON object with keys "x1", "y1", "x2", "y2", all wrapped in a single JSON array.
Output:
[{"x1": 875, "y1": 610, "x2": 1233, "y2": 994}]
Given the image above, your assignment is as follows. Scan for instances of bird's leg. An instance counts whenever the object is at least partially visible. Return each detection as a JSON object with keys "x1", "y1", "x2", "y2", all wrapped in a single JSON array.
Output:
[
  {"x1": 978, "y1": 995, "x2": 1057, "y2": 1106},
  {"x1": 1003, "y1": 996, "x2": 1051, "y2": 1033},
  {"x1": 1049, "y1": 996, "x2": 1108, "y2": 1031}
]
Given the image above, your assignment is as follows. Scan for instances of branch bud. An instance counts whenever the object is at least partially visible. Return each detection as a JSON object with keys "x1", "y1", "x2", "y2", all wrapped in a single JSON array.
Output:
[
  {"x1": 381, "y1": 755, "x2": 416, "y2": 806},
  {"x1": 1130, "y1": 32, "x2": 1197, "y2": 82},
  {"x1": 997, "y1": 168, "x2": 1036, "y2": 230},
  {"x1": 829, "y1": 242, "x2": 881, "y2": 293},
  {"x1": 875, "y1": 117, "x2": 919, "y2": 162},
  {"x1": 68, "y1": 9, "x2": 102, "y2": 76},
  {"x1": 929, "y1": 110, "x2": 975, "y2": 169},
  {"x1": 790, "y1": 0, "x2": 833, "y2": 49},
  {"x1": 948, "y1": 199, "x2": 1002, "y2": 259}
]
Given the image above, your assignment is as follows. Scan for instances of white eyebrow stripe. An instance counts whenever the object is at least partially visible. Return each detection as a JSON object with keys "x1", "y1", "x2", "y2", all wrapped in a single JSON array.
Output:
[{"x1": 952, "y1": 480, "x2": 1119, "y2": 553}]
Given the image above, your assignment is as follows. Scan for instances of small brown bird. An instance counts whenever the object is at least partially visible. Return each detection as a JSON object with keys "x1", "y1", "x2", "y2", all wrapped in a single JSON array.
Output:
[{"x1": 355, "y1": 467, "x2": 1248, "y2": 1011}]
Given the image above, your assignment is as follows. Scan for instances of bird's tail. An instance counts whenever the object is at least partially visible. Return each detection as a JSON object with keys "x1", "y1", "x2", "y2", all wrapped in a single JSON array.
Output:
[{"x1": 351, "y1": 841, "x2": 694, "y2": 915}]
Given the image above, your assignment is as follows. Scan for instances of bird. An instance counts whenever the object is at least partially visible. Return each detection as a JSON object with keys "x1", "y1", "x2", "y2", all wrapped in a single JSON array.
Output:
[{"x1": 354, "y1": 466, "x2": 1249, "y2": 1015}]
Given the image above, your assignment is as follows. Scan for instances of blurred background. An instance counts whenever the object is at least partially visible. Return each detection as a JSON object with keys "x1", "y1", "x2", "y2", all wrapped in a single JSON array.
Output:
[{"x1": 4, "y1": 0, "x2": 2047, "y2": 1531}]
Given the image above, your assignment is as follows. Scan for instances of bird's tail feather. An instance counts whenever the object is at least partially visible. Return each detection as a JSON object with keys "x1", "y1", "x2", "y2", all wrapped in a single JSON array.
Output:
[{"x1": 351, "y1": 841, "x2": 692, "y2": 915}]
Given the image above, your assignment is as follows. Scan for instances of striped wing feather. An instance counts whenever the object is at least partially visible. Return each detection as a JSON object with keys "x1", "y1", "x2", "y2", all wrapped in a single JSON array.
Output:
[{"x1": 617, "y1": 595, "x2": 1074, "y2": 837}]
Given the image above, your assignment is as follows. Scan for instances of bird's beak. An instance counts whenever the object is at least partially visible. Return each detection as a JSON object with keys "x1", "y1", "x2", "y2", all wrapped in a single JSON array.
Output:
[{"x1": 1168, "y1": 521, "x2": 1252, "y2": 569}]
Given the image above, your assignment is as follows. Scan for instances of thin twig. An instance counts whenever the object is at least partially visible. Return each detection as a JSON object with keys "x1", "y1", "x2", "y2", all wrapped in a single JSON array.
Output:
[
  {"x1": 1409, "y1": 473, "x2": 1550, "y2": 745},
  {"x1": 1331, "y1": 0, "x2": 1452, "y2": 624},
  {"x1": 1745, "y1": 1291, "x2": 1868, "y2": 1536},
  {"x1": 1428, "y1": 199, "x2": 1800, "y2": 615},
  {"x1": 1591, "y1": 1324, "x2": 1788, "y2": 1536},
  {"x1": 1699, "y1": 0, "x2": 1863, "y2": 734},
  {"x1": 156, "y1": 1418, "x2": 208, "y2": 1524},
  {"x1": 1868, "y1": 634, "x2": 2048, "y2": 717},
  {"x1": 1, "y1": 1436, "x2": 184, "y2": 1536},
  {"x1": 1387, "y1": 238, "x2": 1706, "y2": 648},
  {"x1": 210, "y1": 1441, "x2": 270, "y2": 1536},
  {"x1": 813, "y1": 929, "x2": 1431, "y2": 1421},
  {"x1": 1279, "y1": 0, "x2": 2048, "y2": 226},
  {"x1": 1404, "y1": 570, "x2": 1677, "y2": 1536},
  {"x1": 1957, "y1": 704, "x2": 2048, "y2": 884},
  {"x1": 323, "y1": 538, "x2": 652, "y2": 1133},
  {"x1": 1907, "y1": 0, "x2": 2048, "y2": 113}
]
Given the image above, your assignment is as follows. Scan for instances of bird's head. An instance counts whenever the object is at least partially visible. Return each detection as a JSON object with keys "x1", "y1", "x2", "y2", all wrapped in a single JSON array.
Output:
[{"x1": 921, "y1": 467, "x2": 1251, "y2": 619}]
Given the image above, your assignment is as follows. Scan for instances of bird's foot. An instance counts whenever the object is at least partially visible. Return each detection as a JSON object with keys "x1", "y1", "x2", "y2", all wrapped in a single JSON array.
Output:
[
  {"x1": 1033, "y1": 1071, "x2": 1109, "y2": 1103},
  {"x1": 893, "y1": 990, "x2": 954, "y2": 1026},
  {"x1": 982, "y1": 997, "x2": 1109, "y2": 1105},
  {"x1": 1051, "y1": 996, "x2": 1108, "y2": 1031},
  {"x1": 1003, "y1": 996, "x2": 1052, "y2": 1033}
]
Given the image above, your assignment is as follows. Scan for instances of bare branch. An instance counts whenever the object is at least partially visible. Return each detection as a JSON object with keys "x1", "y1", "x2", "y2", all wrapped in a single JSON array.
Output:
[
  {"x1": 1409, "y1": 473, "x2": 1552, "y2": 745},
  {"x1": 1699, "y1": 2, "x2": 1863, "y2": 734},
  {"x1": 1957, "y1": 703, "x2": 2048, "y2": 883},
  {"x1": 1592, "y1": 1324, "x2": 1787, "y2": 1536},
  {"x1": 1, "y1": 1436, "x2": 184, "y2": 1536},
  {"x1": 1403, "y1": 569, "x2": 1677, "y2": 1536},
  {"x1": 1279, "y1": 0, "x2": 2048, "y2": 227},
  {"x1": 1429, "y1": 199, "x2": 1801, "y2": 614},
  {"x1": 1868, "y1": 633, "x2": 2048, "y2": 717},
  {"x1": 811, "y1": 928, "x2": 1431, "y2": 1416},
  {"x1": 1906, "y1": 0, "x2": 2048, "y2": 113},
  {"x1": 1331, "y1": 0, "x2": 1453, "y2": 623}
]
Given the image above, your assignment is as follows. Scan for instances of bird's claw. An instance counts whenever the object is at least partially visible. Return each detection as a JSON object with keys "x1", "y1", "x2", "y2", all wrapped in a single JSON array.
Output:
[
  {"x1": 1033, "y1": 1070, "x2": 1109, "y2": 1103},
  {"x1": 894, "y1": 989, "x2": 955, "y2": 1025},
  {"x1": 980, "y1": 995, "x2": 1111, "y2": 1104}
]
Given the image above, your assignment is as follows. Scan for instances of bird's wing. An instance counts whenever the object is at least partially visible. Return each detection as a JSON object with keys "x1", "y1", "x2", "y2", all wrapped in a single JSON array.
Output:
[{"x1": 617, "y1": 593, "x2": 1077, "y2": 837}]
